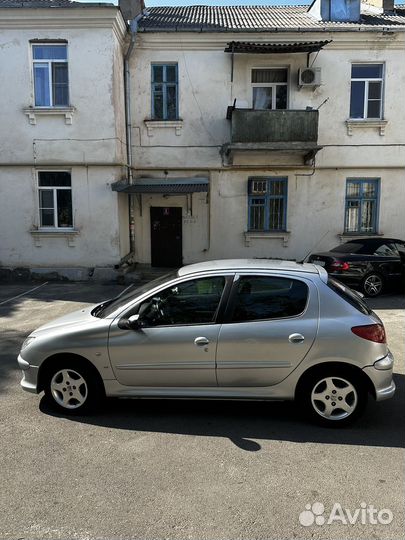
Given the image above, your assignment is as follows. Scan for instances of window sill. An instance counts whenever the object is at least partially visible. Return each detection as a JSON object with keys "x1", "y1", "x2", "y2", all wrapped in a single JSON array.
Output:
[
  {"x1": 346, "y1": 119, "x2": 387, "y2": 136},
  {"x1": 244, "y1": 231, "x2": 290, "y2": 247},
  {"x1": 23, "y1": 106, "x2": 75, "y2": 125},
  {"x1": 338, "y1": 233, "x2": 383, "y2": 242},
  {"x1": 144, "y1": 119, "x2": 183, "y2": 137},
  {"x1": 30, "y1": 229, "x2": 79, "y2": 247}
]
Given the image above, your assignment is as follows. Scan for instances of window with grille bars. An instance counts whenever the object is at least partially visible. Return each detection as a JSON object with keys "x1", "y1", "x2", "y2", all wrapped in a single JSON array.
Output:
[
  {"x1": 248, "y1": 178, "x2": 288, "y2": 231},
  {"x1": 344, "y1": 178, "x2": 379, "y2": 234}
]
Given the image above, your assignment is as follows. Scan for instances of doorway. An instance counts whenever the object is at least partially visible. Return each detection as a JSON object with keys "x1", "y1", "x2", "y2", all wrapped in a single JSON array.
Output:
[{"x1": 150, "y1": 207, "x2": 182, "y2": 267}]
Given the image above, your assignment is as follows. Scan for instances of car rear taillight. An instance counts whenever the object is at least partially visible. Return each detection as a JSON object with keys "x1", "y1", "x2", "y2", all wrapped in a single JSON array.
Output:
[
  {"x1": 330, "y1": 261, "x2": 350, "y2": 271},
  {"x1": 351, "y1": 324, "x2": 386, "y2": 343}
]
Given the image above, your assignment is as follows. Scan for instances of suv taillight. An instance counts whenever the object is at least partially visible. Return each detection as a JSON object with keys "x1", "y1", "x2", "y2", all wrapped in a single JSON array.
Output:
[
  {"x1": 330, "y1": 261, "x2": 350, "y2": 271},
  {"x1": 351, "y1": 324, "x2": 386, "y2": 343}
]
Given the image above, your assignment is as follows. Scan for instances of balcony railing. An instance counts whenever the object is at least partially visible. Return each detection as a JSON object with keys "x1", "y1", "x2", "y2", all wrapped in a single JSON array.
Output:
[
  {"x1": 222, "y1": 108, "x2": 322, "y2": 165},
  {"x1": 231, "y1": 108, "x2": 319, "y2": 144}
]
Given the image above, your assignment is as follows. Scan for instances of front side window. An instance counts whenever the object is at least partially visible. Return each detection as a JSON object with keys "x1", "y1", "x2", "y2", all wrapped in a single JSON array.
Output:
[
  {"x1": 151, "y1": 63, "x2": 178, "y2": 120},
  {"x1": 345, "y1": 179, "x2": 379, "y2": 234},
  {"x1": 230, "y1": 276, "x2": 308, "y2": 322},
  {"x1": 248, "y1": 177, "x2": 287, "y2": 231},
  {"x1": 373, "y1": 243, "x2": 399, "y2": 257},
  {"x1": 38, "y1": 171, "x2": 72, "y2": 228},
  {"x1": 252, "y1": 68, "x2": 288, "y2": 110},
  {"x1": 137, "y1": 276, "x2": 226, "y2": 326},
  {"x1": 32, "y1": 44, "x2": 69, "y2": 107},
  {"x1": 350, "y1": 64, "x2": 383, "y2": 119}
]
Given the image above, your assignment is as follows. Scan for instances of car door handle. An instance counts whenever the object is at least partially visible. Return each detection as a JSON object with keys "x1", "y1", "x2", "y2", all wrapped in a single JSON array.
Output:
[
  {"x1": 194, "y1": 337, "x2": 209, "y2": 347},
  {"x1": 289, "y1": 333, "x2": 305, "y2": 344}
]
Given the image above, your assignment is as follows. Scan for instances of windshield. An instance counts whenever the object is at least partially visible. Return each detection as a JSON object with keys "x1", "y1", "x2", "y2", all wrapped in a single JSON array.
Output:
[
  {"x1": 92, "y1": 271, "x2": 178, "y2": 318},
  {"x1": 327, "y1": 277, "x2": 372, "y2": 316}
]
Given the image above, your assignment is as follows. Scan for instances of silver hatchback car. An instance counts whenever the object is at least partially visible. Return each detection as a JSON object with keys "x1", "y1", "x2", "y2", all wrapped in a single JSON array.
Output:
[{"x1": 18, "y1": 259, "x2": 395, "y2": 426}]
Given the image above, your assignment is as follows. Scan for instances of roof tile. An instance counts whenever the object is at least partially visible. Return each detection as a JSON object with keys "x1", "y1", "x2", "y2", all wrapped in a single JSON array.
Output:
[{"x1": 139, "y1": 5, "x2": 405, "y2": 31}]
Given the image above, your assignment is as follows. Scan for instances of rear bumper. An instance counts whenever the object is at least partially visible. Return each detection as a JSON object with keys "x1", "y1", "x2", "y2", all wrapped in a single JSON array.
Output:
[
  {"x1": 18, "y1": 355, "x2": 39, "y2": 394},
  {"x1": 363, "y1": 351, "x2": 396, "y2": 401}
]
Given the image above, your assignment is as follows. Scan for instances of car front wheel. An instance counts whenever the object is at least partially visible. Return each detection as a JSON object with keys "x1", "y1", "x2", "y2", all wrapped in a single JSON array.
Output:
[
  {"x1": 299, "y1": 370, "x2": 367, "y2": 426},
  {"x1": 43, "y1": 361, "x2": 104, "y2": 415}
]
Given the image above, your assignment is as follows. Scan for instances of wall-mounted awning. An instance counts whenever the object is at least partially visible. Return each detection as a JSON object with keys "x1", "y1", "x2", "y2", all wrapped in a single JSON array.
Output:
[
  {"x1": 224, "y1": 40, "x2": 331, "y2": 54},
  {"x1": 112, "y1": 177, "x2": 209, "y2": 194}
]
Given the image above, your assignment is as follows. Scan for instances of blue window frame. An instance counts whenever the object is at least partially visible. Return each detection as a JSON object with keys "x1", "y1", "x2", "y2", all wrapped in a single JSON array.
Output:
[
  {"x1": 345, "y1": 178, "x2": 380, "y2": 234},
  {"x1": 248, "y1": 177, "x2": 288, "y2": 231},
  {"x1": 151, "y1": 64, "x2": 178, "y2": 120},
  {"x1": 32, "y1": 44, "x2": 69, "y2": 107}
]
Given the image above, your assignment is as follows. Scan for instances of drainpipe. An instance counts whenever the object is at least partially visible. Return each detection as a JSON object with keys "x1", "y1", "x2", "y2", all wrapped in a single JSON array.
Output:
[{"x1": 124, "y1": 11, "x2": 146, "y2": 255}]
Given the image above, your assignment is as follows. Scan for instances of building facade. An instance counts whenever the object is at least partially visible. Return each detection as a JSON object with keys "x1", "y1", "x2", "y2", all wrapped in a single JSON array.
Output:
[
  {"x1": 124, "y1": 0, "x2": 405, "y2": 268},
  {"x1": 0, "y1": 0, "x2": 128, "y2": 278},
  {"x1": 1, "y1": 0, "x2": 405, "y2": 276}
]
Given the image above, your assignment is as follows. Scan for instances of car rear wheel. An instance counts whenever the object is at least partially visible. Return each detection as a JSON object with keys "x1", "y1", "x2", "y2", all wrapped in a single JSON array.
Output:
[
  {"x1": 362, "y1": 273, "x2": 384, "y2": 297},
  {"x1": 43, "y1": 360, "x2": 104, "y2": 415},
  {"x1": 299, "y1": 369, "x2": 367, "y2": 426}
]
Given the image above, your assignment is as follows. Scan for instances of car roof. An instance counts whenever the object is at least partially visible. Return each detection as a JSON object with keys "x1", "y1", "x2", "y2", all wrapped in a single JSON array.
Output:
[
  {"x1": 344, "y1": 238, "x2": 401, "y2": 244},
  {"x1": 178, "y1": 258, "x2": 322, "y2": 277}
]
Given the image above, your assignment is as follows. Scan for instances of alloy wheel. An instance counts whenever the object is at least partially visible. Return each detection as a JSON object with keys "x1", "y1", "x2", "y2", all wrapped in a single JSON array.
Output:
[
  {"x1": 50, "y1": 368, "x2": 88, "y2": 410},
  {"x1": 311, "y1": 376, "x2": 358, "y2": 420},
  {"x1": 363, "y1": 274, "x2": 383, "y2": 296}
]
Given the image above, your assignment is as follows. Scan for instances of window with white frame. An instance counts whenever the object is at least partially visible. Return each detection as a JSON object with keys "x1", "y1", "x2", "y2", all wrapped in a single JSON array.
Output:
[
  {"x1": 32, "y1": 43, "x2": 69, "y2": 107},
  {"x1": 345, "y1": 178, "x2": 379, "y2": 234},
  {"x1": 350, "y1": 64, "x2": 384, "y2": 119},
  {"x1": 38, "y1": 171, "x2": 73, "y2": 229},
  {"x1": 248, "y1": 177, "x2": 288, "y2": 231},
  {"x1": 252, "y1": 68, "x2": 288, "y2": 110}
]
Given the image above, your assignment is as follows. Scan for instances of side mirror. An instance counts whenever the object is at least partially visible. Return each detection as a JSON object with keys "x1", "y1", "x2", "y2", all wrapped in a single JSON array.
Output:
[{"x1": 118, "y1": 314, "x2": 142, "y2": 330}]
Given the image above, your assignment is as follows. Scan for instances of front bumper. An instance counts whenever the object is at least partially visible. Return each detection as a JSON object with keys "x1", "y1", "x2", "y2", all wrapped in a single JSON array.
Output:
[
  {"x1": 18, "y1": 354, "x2": 39, "y2": 394},
  {"x1": 363, "y1": 351, "x2": 396, "y2": 401}
]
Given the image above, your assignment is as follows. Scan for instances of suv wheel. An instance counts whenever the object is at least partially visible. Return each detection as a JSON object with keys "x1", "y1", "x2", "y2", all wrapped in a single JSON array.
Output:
[
  {"x1": 299, "y1": 370, "x2": 367, "y2": 426},
  {"x1": 43, "y1": 361, "x2": 103, "y2": 415}
]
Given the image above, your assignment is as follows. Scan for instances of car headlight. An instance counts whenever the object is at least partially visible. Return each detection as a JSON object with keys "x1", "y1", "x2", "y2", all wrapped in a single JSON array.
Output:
[{"x1": 21, "y1": 336, "x2": 36, "y2": 351}]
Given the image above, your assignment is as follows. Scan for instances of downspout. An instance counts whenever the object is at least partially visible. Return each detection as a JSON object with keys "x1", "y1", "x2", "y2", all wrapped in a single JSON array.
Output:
[{"x1": 124, "y1": 11, "x2": 146, "y2": 255}]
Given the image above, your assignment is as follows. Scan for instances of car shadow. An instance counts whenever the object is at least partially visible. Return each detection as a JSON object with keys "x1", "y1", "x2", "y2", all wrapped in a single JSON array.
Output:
[{"x1": 40, "y1": 373, "x2": 405, "y2": 452}]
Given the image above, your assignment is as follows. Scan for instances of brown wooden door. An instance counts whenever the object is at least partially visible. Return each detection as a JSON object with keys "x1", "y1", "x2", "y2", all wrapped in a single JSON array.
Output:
[{"x1": 150, "y1": 207, "x2": 182, "y2": 267}]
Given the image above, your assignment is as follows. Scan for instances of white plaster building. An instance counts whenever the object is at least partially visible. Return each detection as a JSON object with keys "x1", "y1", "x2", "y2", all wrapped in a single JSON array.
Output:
[
  {"x1": 122, "y1": 0, "x2": 405, "y2": 268},
  {"x1": 0, "y1": 0, "x2": 128, "y2": 279},
  {"x1": 1, "y1": 0, "x2": 405, "y2": 276}
]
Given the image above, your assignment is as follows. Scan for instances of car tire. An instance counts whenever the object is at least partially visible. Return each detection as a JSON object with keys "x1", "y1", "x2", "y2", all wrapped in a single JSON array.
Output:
[
  {"x1": 298, "y1": 368, "x2": 368, "y2": 427},
  {"x1": 361, "y1": 272, "x2": 384, "y2": 297},
  {"x1": 43, "y1": 359, "x2": 104, "y2": 415}
]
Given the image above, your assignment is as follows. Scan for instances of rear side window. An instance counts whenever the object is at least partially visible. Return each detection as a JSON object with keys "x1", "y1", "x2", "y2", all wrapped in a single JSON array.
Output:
[
  {"x1": 330, "y1": 242, "x2": 365, "y2": 254},
  {"x1": 229, "y1": 276, "x2": 308, "y2": 322},
  {"x1": 328, "y1": 277, "x2": 371, "y2": 315}
]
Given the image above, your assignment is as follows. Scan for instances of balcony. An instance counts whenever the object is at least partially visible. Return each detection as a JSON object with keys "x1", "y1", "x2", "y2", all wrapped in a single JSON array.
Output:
[{"x1": 222, "y1": 109, "x2": 322, "y2": 165}]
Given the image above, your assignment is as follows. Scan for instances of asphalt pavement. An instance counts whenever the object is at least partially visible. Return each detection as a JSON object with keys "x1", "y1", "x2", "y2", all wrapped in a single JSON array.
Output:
[{"x1": 0, "y1": 281, "x2": 404, "y2": 540}]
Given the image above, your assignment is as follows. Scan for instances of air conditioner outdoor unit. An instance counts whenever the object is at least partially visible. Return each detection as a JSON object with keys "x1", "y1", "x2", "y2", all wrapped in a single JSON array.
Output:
[{"x1": 298, "y1": 67, "x2": 322, "y2": 87}]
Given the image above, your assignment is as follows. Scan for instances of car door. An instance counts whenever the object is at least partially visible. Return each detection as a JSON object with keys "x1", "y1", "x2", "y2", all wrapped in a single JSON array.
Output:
[
  {"x1": 372, "y1": 242, "x2": 402, "y2": 281},
  {"x1": 108, "y1": 274, "x2": 232, "y2": 387},
  {"x1": 216, "y1": 273, "x2": 319, "y2": 387}
]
